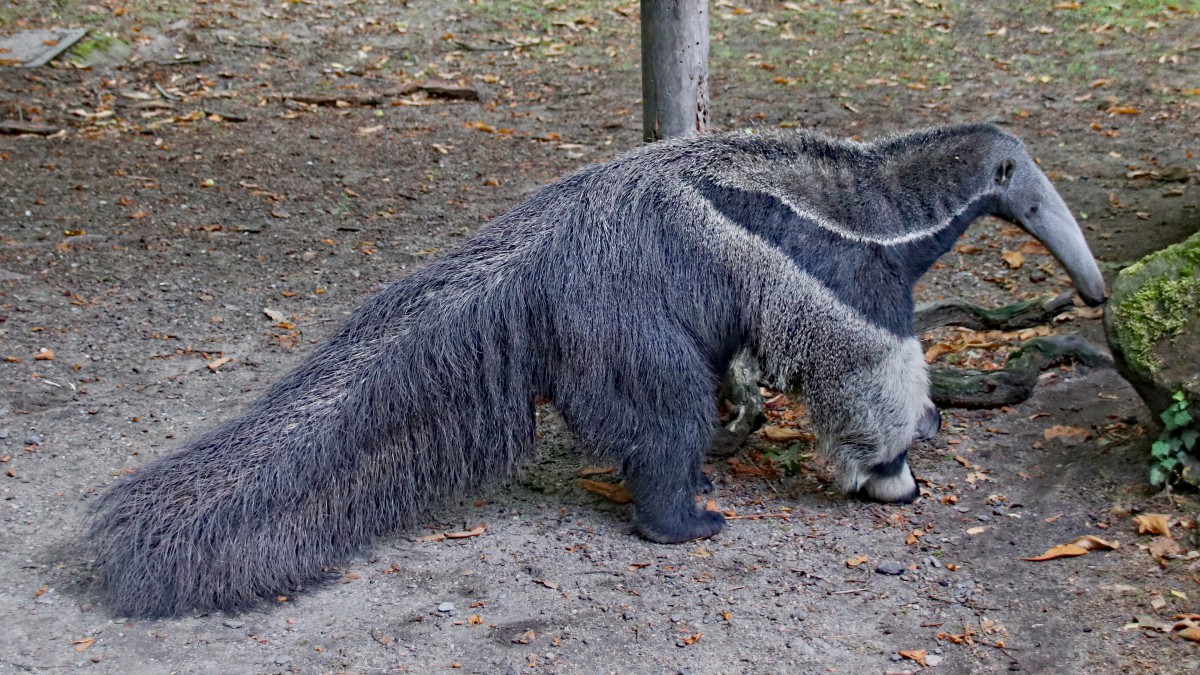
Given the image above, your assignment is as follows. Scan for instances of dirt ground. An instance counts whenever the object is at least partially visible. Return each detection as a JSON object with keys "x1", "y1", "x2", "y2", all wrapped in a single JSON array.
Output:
[{"x1": 2, "y1": 1, "x2": 1200, "y2": 673}]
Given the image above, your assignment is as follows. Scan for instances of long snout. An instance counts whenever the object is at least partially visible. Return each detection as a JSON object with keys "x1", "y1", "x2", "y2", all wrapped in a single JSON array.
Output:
[{"x1": 1017, "y1": 174, "x2": 1107, "y2": 307}]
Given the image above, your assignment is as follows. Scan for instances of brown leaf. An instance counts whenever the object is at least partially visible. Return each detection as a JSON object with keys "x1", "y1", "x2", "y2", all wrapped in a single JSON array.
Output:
[
  {"x1": 899, "y1": 649, "x2": 927, "y2": 666},
  {"x1": 906, "y1": 530, "x2": 924, "y2": 545},
  {"x1": 578, "y1": 479, "x2": 631, "y2": 504},
  {"x1": 513, "y1": 629, "x2": 537, "y2": 644},
  {"x1": 444, "y1": 523, "x2": 488, "y2": 539},
  {"x1": 577, "y1": 466, "x2": 614, "y2": 477},
  {"x1": 1133, "y1": 514, "x2": 1172, "y2": 538},
  {"x1": 207, "y1": 356, "x2": 233, "y2": 371},
  {"x1": 761, "y1": 425, "x2": 812, "y2": 442},
  {"x1": 680, "y1": 633, "x2": 703, "y2": 646},
  {"x1": 1073, "y1": 535, "x2": 1119, "y2": 551},
  {"x1": 1106, "y1": 106, "x2": 1141, "y2": 115},
  {"x1": 467, "y1": 614, "x2": 483, "y2": 625},
  {"x1": 71, "y1": 637, "x2": 96, "y2": 653},
  {"x1": 1148, "y1": 537, "x2": 1184, "y2": 565},
  {"x1": 1001, "y1": 250, "x2": 1025, "y2": 269},
  {"x1": 33, "y1": 348, "x2": 55, "y2": 361},
  {"x1": 1023, "y1": 535, "x2": 1118, "y2": 561},
  {"x1": 1042, "y1": 425, "x2": 1091, "y2": 446},
  {"x1": 1180, "y1": 627, "x2": 1200, "y2": 642},
  {"x1": 534, "y1": 579, "x2": 558, "y2": 590},
  {"x1": 1023, "y1": 543, "x2": 1089, "y2": 561},
  {"x1": 845, "y1": 555, "x2": 869, "y2": 568},
  {"x1": 924, "y1": 342, "x2": 955, "y2": 363}
]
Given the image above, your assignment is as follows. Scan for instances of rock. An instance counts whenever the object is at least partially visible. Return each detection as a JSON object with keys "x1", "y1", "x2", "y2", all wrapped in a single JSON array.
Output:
[
  {"x1": 1105, "y1": 231, "x2": 1200, "y2": 417},
  {"x1": 436, "y1": 602, "x2": 455, "y2": 613},
  {"x1": 273, "y1": 655, "x2": 291, "y2": 665},
  {"x1": 222, "y1": 618, "x2": 245, "y2": 629},
  {"x1": 926, "y1": 654, "x2": 944, "y2": 667},
  {"x1": 876, "y1": 561, "x2": 905, "y2": 576},
  {"x1": 24, "y1": 435, "x2": 41, "y2": 445}
]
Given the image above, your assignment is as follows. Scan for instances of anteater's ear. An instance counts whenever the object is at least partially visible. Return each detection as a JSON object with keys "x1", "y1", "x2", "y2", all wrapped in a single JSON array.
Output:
[{"x1": 994, "y1": 158, "x2": 1016, "y2": 186}]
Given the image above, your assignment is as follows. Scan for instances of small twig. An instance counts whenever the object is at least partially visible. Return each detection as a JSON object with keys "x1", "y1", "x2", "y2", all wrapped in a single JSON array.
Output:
[
  {"x1": 833, "y1": 588, "x2": 870, "y2": 595},
  {"x1": 154, "y1": 83, "x2": 178, "y2": 101},
  {"x1": 451, "y1": 40, "x2": 523, "y2": 52}
]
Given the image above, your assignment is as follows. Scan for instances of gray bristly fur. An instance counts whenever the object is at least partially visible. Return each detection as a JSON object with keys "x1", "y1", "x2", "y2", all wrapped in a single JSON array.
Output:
[{"x1": 85, "y1": 123, "x2": 1105, "y2": 617}]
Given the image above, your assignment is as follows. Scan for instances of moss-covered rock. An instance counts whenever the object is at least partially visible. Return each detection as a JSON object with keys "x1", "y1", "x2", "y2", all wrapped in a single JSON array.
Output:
[
  {"x1": 69, "y1": 34, "x2": 131, "y2": 68},
  {"x1": 1104, "y1": 231, "x2": 1200, "y2": 417}
]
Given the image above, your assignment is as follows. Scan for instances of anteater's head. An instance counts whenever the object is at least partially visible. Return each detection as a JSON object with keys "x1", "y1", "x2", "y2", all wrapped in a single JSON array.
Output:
[{"x1": 988, "y1": 139, "x2": 1107, "y2": 307}]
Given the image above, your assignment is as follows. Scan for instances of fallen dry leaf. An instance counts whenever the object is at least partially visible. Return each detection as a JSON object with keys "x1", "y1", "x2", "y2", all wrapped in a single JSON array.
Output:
[
  {"x1": 1073, "y1": 535, "x2": 1120, "y2": 551},
  {"x1": 71, "y1": 637, "x2": 96, "y2": 653},
  {"x1": 967, "y1": 526, "x2": 987, "y2": 535},
  {"x1": 1023, "y1": 535, "x2": 1119, "y2": 561},
  {"x1": 577, "y1": 466, "x2": 614, "y2": 477},
  {"x1": 445, "y1": 523, "x2": 488, "y2": 539},
  {"x1": 761, "y1": 425, "x2": 813, "y2": 443},
  {"x1": 906, "y1": 530, "x2": 924, "y2": 545},
  {"x1": 207, "y1": 356, "x2": 233, "y2": 371},
  {"x1": 1134, "y1": 514, "x2": 1172, "y2": 538},
  {"x1": 1180, "y1": 627, "x2": 1200, "y2": 642},
  {"x1": 680, "y1": 633, "x2": 703, "y2": 646},
  {"x1": 1001, "y1": 250, "x2": 1025, "y2": 269},
  {"x1": 467, "y1": 614, "x2": 483, "y2": 625},
  {"x1": 1147, "y1": 537, "x2": 1184, "y2": 566},
  {"x1": 846, "y1": 555, "x2": 869, "y2": 568},
  {"x1": 899, "y1": 649, "x2": 927, "y2": 666},
  {"x1": 513, "y1": 629, "x2": 536, "y2": 644},
  {"x1": 578, "y1": 479, "x2": 632, "y2": 504},
  {"x1": 34, "y1": 348, "x2": 55, "y2": 361},
  {"x1": 1024, "y1": 543, "x2": 1089, "y2": 561},
  {"x1": 1042, "y1": 425, "x2": 1091, "y2": 446}
]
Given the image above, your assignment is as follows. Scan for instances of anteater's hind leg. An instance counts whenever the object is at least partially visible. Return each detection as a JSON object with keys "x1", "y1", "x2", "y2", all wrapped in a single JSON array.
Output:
[{"x1": 555, "y1": 331, "x2": 725, "y2": 544}]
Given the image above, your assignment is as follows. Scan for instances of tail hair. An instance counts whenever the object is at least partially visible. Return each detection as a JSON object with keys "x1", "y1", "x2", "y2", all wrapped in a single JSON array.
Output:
[{"x1": 85, "y1": 267, "x2": 539, "y2": 617}]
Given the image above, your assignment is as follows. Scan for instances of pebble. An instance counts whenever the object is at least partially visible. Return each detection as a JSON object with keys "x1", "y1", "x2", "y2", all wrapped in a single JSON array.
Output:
[
  {"x1": 222, "y1": 618, "x2": 245, "y2": 629},
  {"x1": 927, "y1": 556, "x2": 942, "y2": 569},
  {"x1": 437, "y1": 602, "x2": 455, "y2": 613},
  {"x1": 977, "y1": 514, "x2": 992, "y2": 522},
  {"x1": 24, "y1": 434, "x2": 41, "y2": 445},
  {"x1": 876, "y1": 561, "x2": 905, "y2": 576},
  {"x1": 274, "y1": 655, "x2": 290, "y2": 665},
  {"x1": 890, "y1": 653, "x2": 904, "y2": 662},
  {"x1": 0, "y1": 428, "x2": 9, "y2": 440},
  {"x1": 926, "y1": 654, "x2": 944, "y2": 667}
]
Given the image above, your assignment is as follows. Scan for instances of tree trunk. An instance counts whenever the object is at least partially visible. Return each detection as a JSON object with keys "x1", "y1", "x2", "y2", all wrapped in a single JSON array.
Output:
[{"x1": 640, "y1": 0, "x2": 710, "y2": 142}]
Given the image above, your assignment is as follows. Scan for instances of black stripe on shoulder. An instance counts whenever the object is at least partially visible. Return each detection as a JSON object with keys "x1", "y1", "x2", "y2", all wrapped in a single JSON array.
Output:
[{"x1": 690, "y1": 175, "x2": 915, "y2": 338}]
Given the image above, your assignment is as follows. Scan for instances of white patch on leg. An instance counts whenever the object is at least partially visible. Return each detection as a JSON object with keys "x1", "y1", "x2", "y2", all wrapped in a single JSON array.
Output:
[{"x1": 862, "y1": 465, "x2": 917, "y2": 502}]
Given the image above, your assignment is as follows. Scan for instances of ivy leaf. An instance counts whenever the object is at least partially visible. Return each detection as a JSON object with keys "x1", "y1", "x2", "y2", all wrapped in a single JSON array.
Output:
[
  {"x1": 1150, "y1": 465, "x2": 1169, "y2": 487},
  {"x1": 1174, "y1": 410, "x2": 1194, "y2": 428},
  {"x1": 1151, "y1": 439, "x2": 1176, "y2": 459},
  {"x1": 1181, "y1": 429, "x2": 1198, "y2": 451},
  {"x1": 1161, "y1": 457, "x2": 1180, "y2": 471}
]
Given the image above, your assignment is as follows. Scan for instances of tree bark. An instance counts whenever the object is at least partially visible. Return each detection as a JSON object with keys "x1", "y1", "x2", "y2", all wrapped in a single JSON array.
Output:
[{"x1": 641, "y1": 0, "x2": 710, "y2": 142}]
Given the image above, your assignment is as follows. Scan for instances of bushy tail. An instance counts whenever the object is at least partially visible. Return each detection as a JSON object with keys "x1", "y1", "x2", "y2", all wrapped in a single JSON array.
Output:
[{"x1": 85, "y1": 278, "x2": 539, "y2": 617}]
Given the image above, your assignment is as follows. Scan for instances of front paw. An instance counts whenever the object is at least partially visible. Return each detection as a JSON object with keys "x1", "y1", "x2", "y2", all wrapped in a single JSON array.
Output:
[{"x1": 856, "y1": 465, "x2": 919, "y2": 504}]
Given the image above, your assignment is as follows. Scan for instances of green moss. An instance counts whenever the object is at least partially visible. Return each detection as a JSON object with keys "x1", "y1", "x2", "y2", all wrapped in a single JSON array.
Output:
[
  {"x1": 69, "y1": 34, "x2": 121, "y2": 60},
  {"x1": 1111, "y1": 232, "x2": 1200, "y2": 374}
]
